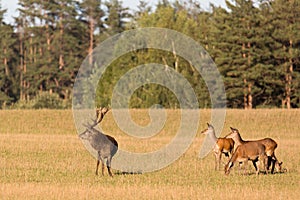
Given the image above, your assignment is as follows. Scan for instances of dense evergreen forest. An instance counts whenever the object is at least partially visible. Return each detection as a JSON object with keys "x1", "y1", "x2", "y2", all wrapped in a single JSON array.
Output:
[{"x1": 0, "y1": 0, "x2": 299, "y2": 109}]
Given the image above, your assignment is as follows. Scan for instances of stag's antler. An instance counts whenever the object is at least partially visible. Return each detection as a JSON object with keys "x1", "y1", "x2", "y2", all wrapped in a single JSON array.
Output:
[
  {"x1": 80, "y1": 107, "x2": 110, "y2": 136},
  {"x1": 96, "y1": 107, "x2": 110, "y2": 124}
]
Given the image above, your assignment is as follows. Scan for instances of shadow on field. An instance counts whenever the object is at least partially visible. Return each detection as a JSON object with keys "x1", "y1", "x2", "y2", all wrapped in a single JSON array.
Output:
[
  {"x1": 114, "y1": 171, "x2": 143, "y2": 176},
  {"x1": 232, "y1": 168, "x2": 288, "y2": 176}
]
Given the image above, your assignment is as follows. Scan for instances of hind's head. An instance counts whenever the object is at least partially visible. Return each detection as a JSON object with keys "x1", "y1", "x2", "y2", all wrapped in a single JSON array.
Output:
[
  {"x1": 225, "y1": 127, "x2": 239, "y2": 139},
  {"x1": 201, "y1": 123, "x2": 215, "y2": 135},
  {"x1": 275, "y1": 160, "x2": 286, "y2": 173}
]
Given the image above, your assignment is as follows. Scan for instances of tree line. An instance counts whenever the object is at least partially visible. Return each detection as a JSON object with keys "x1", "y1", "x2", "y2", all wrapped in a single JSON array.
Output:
[{"x1": 0, "y1": 0, "x2": 299, "y2": 109}]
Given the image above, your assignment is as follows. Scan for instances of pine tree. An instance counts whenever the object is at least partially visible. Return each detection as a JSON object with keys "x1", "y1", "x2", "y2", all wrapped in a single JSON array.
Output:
[
  {"x1": 80, "y1": 0, "x2": 104, "y2": 65},
  {"x1": 211, "y1": 0, "x2": 273, "y2": 108},
  {"x1": 0, "y1": 3, "x2": 16, "y2": 107},
  {"x1": 16, "y1": 0, "x2": 85, "y2": 101},
  {"x1": 270, "y1": 0, "x2": 300, "y2": 108},
  {"x1": 103, "y1": 0, "x2": 131, "y2": 36}
]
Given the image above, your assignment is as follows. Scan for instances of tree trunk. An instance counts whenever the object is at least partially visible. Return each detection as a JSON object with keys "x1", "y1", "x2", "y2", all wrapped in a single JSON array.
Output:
[
  {"x1": 59, "y1": 13, "x2": 64, "y2": 70},
  {"x1": 283, "y1": 40, "x2": 293, "y2": 109},
  {"x1": 243, "y1": 78, "x2": 248, "y2": 109},
  {"x1": 19, "y1": 26, "x2": 25, "y2": 101},
  {"x1": 89, "y1": 17, "x2": 94, "y2": 65},
  {"x1": 287, "y1": 39, "x2": 293, "y2": 109},
  {"x1": 248, "y1": 82, "x2": 252, "y2": 109},
  {"x1": 243, "y1": 79, "x2": 252, "y2": 109},
  {"x1": 247, "y1": 41, "x2": 252, "y2": 109},
  {"x1": 3, "y1": 47, "x2": 9, "y2": 76}
]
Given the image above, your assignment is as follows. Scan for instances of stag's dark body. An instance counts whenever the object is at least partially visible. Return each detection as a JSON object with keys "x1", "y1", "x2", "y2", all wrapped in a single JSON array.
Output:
[
  {"x1": 79, "y1": 107, "x2": 118, "y2": 176},
  {"x1": 80, "y1": 127, "x2": 118, "y2": 176}
]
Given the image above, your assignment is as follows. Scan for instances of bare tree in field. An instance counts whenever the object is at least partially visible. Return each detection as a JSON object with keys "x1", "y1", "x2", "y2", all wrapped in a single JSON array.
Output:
[{"x1": 79, "y1": 107, "x2": 118, "y2": 176}]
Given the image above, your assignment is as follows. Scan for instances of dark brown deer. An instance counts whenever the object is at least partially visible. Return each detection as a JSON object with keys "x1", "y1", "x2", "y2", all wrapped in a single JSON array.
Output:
[
  {"x1": 226, "y1": 127, "x2": 282, "y2": 173},
  {"x1": 224, "y1": 141, "x2": 268, "y2": 175},
  {"x1": 79, "y1": 107, "x2": 118, "y2": 177},
  {"x1": 201, "y1": 123, "x2": 235, "y2": 170}
]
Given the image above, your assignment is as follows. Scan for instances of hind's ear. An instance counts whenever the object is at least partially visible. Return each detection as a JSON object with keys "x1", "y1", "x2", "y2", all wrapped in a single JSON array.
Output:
[
  {"x1": 230, "y1": 127, "x2": 237, "y2": 131},
  {"x1": 207, "y1": 123, "x2": 214, "y2": 128}
]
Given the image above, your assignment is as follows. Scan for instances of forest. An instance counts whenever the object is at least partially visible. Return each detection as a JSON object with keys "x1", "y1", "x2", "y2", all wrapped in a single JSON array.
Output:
[{"x1": 0, "y1": 0, "x2": 299, "y2": 109}]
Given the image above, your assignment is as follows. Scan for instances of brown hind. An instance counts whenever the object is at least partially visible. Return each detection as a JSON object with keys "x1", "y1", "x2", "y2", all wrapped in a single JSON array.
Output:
[
  {"x1": 201, "y1": 123, "x2": 235, "y2": 170},
  {"x1": 224, "y1": 141, "x2": 268, "y2": 175}
]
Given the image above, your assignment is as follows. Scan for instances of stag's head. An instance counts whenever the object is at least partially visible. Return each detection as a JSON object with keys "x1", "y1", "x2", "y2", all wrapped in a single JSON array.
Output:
[
  {"x1": 79, "y1": 120, "x2": 98, "y2": 140},
  {"x1": 201, "y1": 123, "x2": 215, "y2": 135},
  {"x1": 79, "y1": 129, "x2": 94, "y2": 140},
  {"x1": 79, "y1": 107, "x2": 109, "y2": 140}
]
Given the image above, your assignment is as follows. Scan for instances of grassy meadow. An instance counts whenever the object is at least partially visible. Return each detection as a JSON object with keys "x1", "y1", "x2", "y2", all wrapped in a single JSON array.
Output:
[{"x1": 0, "y1": 109, "x2": 299, "y2": 199}]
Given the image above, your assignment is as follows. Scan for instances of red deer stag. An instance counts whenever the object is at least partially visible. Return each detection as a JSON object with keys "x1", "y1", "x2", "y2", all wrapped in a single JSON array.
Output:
[
  {"x1": 79, "y1": 107, "x2": 118, "y2": 177},
  {"x1": 226, "y1": 127, "x2": 282, "y2": 173},
  {"x1": 201, "y1": 123, "x2": 234, "y2": 170}
]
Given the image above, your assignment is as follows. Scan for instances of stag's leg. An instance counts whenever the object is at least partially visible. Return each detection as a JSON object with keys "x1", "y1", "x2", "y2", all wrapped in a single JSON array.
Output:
[
  {"x1": 97, "y1": 152, "x2": 105, "y2": 176},
  {"x1": 106, "y1": 156, "x2": 113, "y2": 177},
  {"x1": 101, "y1": 161, "x2": 105, "y2": 176},
  {"x1": 95, "y1": 160, "x2": 100, "y2": 175}
]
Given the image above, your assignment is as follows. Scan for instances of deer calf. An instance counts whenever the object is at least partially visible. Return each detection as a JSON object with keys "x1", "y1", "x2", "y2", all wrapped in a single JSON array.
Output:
[
  {"x1": 79, "y1": 107, "x2": 118, "y2": 177},
  {"x1": 201, "y1": 123, "x2": 235, "y2": 170}
]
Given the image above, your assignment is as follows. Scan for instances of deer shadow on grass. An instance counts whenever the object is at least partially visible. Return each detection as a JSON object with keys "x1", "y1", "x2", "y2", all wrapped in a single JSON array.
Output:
[{"x1": 114, "y1": 171, "x2": 143, "y2": 176}]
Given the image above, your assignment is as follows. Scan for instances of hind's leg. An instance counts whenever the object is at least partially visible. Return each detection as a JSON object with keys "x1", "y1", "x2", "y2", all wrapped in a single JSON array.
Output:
[
  {"x1": 259, "y1": 154, "x2": 268, "y2": 174},
  {"x1": 271, "y1": 154, "x2": 278, "y2": 174},
  {"x1": 252, "y1": 160, "x2": 258, "y2": 171}
]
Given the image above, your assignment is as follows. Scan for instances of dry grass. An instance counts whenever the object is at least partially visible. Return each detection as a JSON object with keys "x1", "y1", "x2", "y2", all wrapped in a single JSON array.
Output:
[{"x1": 0, "y1": 109, "x2": 299, "y2": 199}]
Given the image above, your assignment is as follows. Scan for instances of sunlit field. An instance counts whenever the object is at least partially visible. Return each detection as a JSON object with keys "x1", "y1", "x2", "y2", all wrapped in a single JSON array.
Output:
[{"x1": 0, "y1": 109, "x2": 299, "y2": 199}]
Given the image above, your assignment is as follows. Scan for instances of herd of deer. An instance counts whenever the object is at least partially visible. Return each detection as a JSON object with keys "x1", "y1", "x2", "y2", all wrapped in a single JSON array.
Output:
[
  {"x1": 201, "y1": 123, "x2": 285, "y2": 175},
  {"x1": 79, "y1": 107, "x2": 285, "y2": 177}
]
